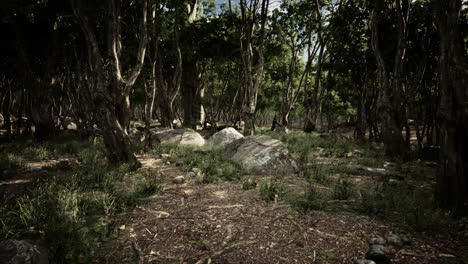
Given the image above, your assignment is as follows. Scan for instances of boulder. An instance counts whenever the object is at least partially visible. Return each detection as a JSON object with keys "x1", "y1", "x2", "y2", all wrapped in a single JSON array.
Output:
[
  {"x1": 207, "y1": 127, "x2": 244, "y2": 148},
  {"x1": 152, "y1": 128, "x2": 205, "y2": 146},
  {"x1": 365, "y1": 245, "x2": 390, "y2": 263},
  {"x1": 226, "y1": 135, "x2": 298, "y2": 175},
  {"x1": 0, "y1": 240, "x2": 48, "y2": 264}
]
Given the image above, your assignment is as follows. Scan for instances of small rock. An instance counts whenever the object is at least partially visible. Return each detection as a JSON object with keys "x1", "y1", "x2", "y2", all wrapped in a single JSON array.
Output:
[
  {"x1": 172, "y1": 176, "x2": 185, "y2": 184},
  {"x1": 191, "y1": 168, "x2": 201, "y2": 174},
  {"x1": 386, "y1": 234, "x2": 403, "y2": 247},
  {"x1": 355, "y1": 260, "x2": 376, "y2": 264},
  {"x1": 401, "y1": 235, "x2": 412, "y2": 246},
  {"x1": 161, "y1": 154, "x2": 170, "y2": 158},
  {"x1": 369, "y1": 237, "x2": 386, "y2": 246},
  {"x1": 366, "y1": 245, "x2": 390, "y2": 263},
  {"x1": 186, "y1": 172, "x2": 196, "y2": 178}
]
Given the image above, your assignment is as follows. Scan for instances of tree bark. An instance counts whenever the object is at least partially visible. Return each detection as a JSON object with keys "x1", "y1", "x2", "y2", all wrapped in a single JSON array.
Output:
[
  {"x1": 239, "y1": 0, "x2": 269, "y2": 136},
  {"x1": 371, "y1": 0, "x2": 407, "y2": 157},
  {"x1": 71, "y1": 0, "x2": 147, "y2": 167},
  {"x1": 434, "y1": 0, "x2": 467, "y2": 213},
  {"x1": 182, "y1": 60, "x2": 205, "y2": 129}
]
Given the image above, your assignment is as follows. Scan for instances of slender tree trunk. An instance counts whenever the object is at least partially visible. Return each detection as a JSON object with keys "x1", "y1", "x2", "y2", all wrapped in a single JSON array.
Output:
[
  {"x1": 239, "y1": 0, "x2": 269, "y2": 136},
  {"x1": 434, "y1": 0, "x2": 467, "y2": 213},
  {"x1": 371, "y1": 0, "x2": 407, "y2": 157},
  {"x1": 2, "y1": 86, "x2": 12, "y2": 139},
  {"x1": 182, "y1": 61, "x2": 205, "y2": 129}
]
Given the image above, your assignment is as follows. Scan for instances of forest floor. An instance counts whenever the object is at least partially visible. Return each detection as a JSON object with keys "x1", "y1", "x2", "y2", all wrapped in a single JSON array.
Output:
[
  {"x1": 1, "y1": 131, "x2": 467, "y2": 264},
  {"x1": 92, "y1": 154, "x2": 467, "y2": 264}
]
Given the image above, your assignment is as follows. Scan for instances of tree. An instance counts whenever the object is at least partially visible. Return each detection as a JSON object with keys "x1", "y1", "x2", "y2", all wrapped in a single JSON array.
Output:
[
  {"x1": 433, "y1": 0, "x2": 468, "y2": 213},
  {"x1": 371, "y1": 0, "x2": 409, "y2": 157},
  {"x1": 71, "y1": 0, "x2": 148, "y2": 166},
  {"x1": 239, "y1": 0, "x2": 269, "y2": 136}
]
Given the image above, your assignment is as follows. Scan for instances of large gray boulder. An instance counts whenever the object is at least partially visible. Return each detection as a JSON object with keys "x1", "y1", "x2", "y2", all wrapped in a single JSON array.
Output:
[
  {"x1": 207, "y1": 127, "x2": 244, "y2": 148},
  {"x1": 226, "y1": 135, "x2": 298, "y2": 175},
  {"x1": 0, "y1": 240, "x2": 48, "y2": 264},
  {"x1": 152, "y1": 128, "x2": 205, "y2": 146}
]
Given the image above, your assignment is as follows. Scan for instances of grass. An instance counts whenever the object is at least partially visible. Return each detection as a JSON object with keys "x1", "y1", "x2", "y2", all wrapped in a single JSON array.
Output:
[
  {"x1": 257, "y1": 128, "x2": 454, "y2": 233},
  {"x1": 259, "y1": 180, "x2": 286, "y2": 202},
  {"x1": 0, "y1": 153, "x2": 25, "y2": 181},
  {"x1": 0, "y1": 134, "x2": 163, "y2": 263},
  {"x1": 152, "y1": 144, "x2": 246, "y2": 183},
  {"x1": 358, "y1": 182, "x2": 451, "y2": 232}
]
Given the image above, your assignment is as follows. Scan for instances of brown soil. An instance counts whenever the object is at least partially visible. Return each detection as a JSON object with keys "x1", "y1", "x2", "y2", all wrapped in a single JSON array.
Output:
[{"x1": 93, "y1": 156, "x2": 468, "y2": 264}]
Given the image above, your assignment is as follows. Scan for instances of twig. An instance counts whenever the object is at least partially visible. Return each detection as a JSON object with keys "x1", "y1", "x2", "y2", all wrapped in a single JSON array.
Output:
[{"x1": 131, "y1": 241, "x2": 145, "y2": 264}]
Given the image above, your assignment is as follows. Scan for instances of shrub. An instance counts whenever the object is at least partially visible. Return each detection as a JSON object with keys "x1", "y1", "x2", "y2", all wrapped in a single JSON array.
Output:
[
  {"x1": 259, "y1": 181, "x2": 285, "y2": 202},
  {"x1": 304, "y1": 164, "x2": 330, "y2": 185},
  {"x1": 332, "y1": 179, "x2": 355, "y2": 200},
  {"x1": 0, "y1": 154, "x2": 24, "y2": 180},
  {"x1": 242, "y1": 178, "x2": 257, "y2": 190},
  {"x1": 289, "y1": 184, "x2": 327, "y2": 213},
  {"x1": 155, "y1": 145, "x2": 246, "y2": 183},
  {"x1": 359, "y1": 182, "x2": 452, "y2": 232}
]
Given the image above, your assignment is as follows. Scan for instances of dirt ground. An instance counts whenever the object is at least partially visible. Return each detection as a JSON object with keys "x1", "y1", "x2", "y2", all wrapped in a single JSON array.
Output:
[{"x1": 91, "y1": 155, "x2": 468, "y2": 264}]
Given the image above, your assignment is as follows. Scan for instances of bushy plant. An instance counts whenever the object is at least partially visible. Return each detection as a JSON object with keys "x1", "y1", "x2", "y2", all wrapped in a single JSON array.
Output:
[
  {"x1": 332, "y1": 179, "x2": 355, "y2": 200},
  {"x1": 359, "y1": 182, "x2": 452, "y2": 232},
  {"x1": 157, "y1": 146, "x2": 246, "y2": 182},
  {"x1": 259, "y1": 181, "x2": 285, "y2": 202},
  {"x1": 0, "y1": 154, "x2": 24, "y2": 180},
  {"x1": 289, "y1": 184, "x2": 327, "y2": 213}
]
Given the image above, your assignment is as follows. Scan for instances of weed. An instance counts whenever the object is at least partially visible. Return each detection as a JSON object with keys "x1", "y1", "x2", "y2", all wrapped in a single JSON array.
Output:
[
  {"x1": 289, "y1": 184, "x2": 327, "y2": 213},
  {"x1": 259, "y1": 181, "x2": 285, "y2": 202},
  {"x1": 242, "y1": 178, "x2": 257, "y2": 190},
  {"x1": 155, "y1": 145, "x2": 246, "y2": 183},
  {"x1": 332, "y1": 179, "x2": 355, "y2": 200},
  {"x1": 0, "y1": 154, "x2": 24, "y2": 180},
  {"x1": 359, "y1": 182, "x2": 452, "y2": 232},
  {"x1": 304, "y1": 164, "x2": 330, "y2": 185},
  {"x1": 137, "y1": 171, "x2": 164, "y2": 196}
]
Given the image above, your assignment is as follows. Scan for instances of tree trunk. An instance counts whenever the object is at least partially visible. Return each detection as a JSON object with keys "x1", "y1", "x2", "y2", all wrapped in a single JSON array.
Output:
[
  {"x1": 182, "y1": 61, "x2": 205, "y2": 129},
  {"x1": 2, "y1": 86, "x2": 12, "y2": 139},
  {"x1": 71, "y1": 0, "x2": 147, "y2": 167},
  {"x1": 434, "y1": 0, "x2": 467, "y2": 213},
  {"x1": 239, "y1": 0, "x2": 269, "y2": 136},
  {"x1": 371, "y1": 0, "x2": 407, "y2": 157}
]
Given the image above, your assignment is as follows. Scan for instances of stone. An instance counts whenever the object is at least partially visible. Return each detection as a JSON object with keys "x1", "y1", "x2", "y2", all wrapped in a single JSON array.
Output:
[
  {"x1": 0, "y1": 240, "x2": 48, "y2": 264},
  {"x1": 172, "y1": 176, "x2": 185, "y2": 184},
  {"x1": 369, "y1": 237, "x2": 386, "y2": 246},
  {"x1": 191, "y1": 168, "x2": 201, "y2": 174},
  {"x1": 355, "y1": 260, "x2": 376, "y2": 264},
  {"x1": 172, "y1": 119, "x2": 183, "y2": 129},
  {"x1": 225, "y1": 135, "x2": 299, "y2": 175},
  {"x1": 152, "y1": 128, "x2": 205, "y2": 146},
  {"x1": 160, "y1": 154, "x2": 170, "y2": 158},
  {"x1": 386, "y1": 234, "x2": 403, "y2": 247},
  {"x1": 365, "y1": 245, "x2": 390, "y2": 263},
  {"x1": 186, "y1": 172, "x2": 196, "y2": 178},
  {"x1": 401, "y1": 235, "x2": 412, "y2": 246},
  {"x1": 208, "y1": 127, "x2": 244, "y2": 148}
]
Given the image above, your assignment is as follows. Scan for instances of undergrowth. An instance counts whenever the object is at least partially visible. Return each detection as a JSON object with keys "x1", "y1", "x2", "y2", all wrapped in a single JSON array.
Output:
[
  {"x1": 0, "y1": 135, "x2": 162, "y2": 263},
  {"x1": 152, "y1": 144, "x2": 246, "y2": 182},
  {"x1": 260, "y1": 128, "x2": 453, "y2": 233}
]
